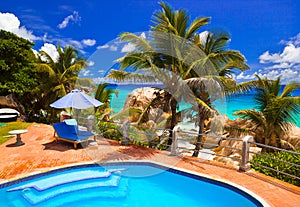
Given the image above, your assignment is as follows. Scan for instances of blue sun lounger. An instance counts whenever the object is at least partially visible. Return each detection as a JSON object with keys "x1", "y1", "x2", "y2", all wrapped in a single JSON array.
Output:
[{"x1": 53, "y1": 119, "x2": 95, "y2": 149}]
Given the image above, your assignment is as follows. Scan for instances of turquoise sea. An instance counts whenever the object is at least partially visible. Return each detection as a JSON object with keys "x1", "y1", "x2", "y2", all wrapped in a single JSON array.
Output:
[{"x1": 108, "y1": 84, "x2": 300, "y2": 127}]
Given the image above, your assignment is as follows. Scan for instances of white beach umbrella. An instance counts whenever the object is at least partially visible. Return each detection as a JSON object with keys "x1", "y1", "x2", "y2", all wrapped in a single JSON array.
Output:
[{"x1": 50, "y1": 89, "x2": 103, "y2": 109}]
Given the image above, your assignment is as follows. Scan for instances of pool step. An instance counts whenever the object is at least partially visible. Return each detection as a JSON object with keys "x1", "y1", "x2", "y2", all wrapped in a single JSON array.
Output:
[
  {"x1": 21, "y1": 174, "x2": 124, "y2": 205},
  {"x1": 56, "y1": 178, "x2": 129, "y2": 206},
  {"x1": 7, "y1": 168, "x2": 126, "y2": 192},
  {"x1": 23, "y1": 177, "x2": 129, "y2": 206}
]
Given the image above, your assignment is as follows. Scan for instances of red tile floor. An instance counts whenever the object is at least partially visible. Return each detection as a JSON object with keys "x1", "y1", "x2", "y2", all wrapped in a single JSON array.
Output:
[{"x1": 0, "y1": 124, "x2": 299, "y2": 207}]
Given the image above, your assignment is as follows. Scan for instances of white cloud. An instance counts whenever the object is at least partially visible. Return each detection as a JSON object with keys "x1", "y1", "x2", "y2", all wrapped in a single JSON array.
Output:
[
  {"x1": 280, "y1": 33, "x2": 300, "y2": 46},
  {"x1": 81, "y1": 69, "x2": 91, "y2": 77},
  {"x1": 96, "y1": 44, "x2": 118, "y2": 51},
  {"x1": 68, "y1": 39, "x2": 83, "y2": 49},
  {"x1": 0, "y1": 12, "x2": 38, "y2": 41},
  {"x1": 236, "y1": 69, "x2": 299, "y2": 84},
  {"x1": 121, "y1": 42, "x2": 135, "y2": 53},
  {"x1": 82, "y1": 39, "x2": 96, "y2": 46},
  {"x1": 259, "y1": 33, "x2": 300, "y2": 65},
  {"x1": 280, "y1": 44, "x2": 300, "y2": 63},
  {"x1": 259, "y1": 51, "x2": 281, "y2": 64},
  {"x1": 49, "y1": 38, "x2": 95, "y2": 51},
  {"x1": 279, "y1": 69, "x2": 298, "y2": 82},
  {"x1": 58, "y1": 11, "x2": 81, "y2": 29},
  {"x1": 265, "y1": 62, "x2": 293, "y2": 70},
  {"x1": 97, "y1": 44, "x2": 109, "y2": 49},
  {"x1": 199, "y1": 31, "x2": 209, "y2": 45},
  {"x1": 236, "y1": 72, "x2": 256, "y2": 81},
  {"x1": 40, "y1": 43, "x2": 59, "y2": 62},
  {"x1": 140, "y1": 32, "x2": 146, "y2": 39},
  {"x1": 109, "y1": 45, "x2": 118, "y2": 51},
  {"x1": 87, "y1": 61, "x2": 94, "y2": 66},
  {"x1": 254, "y1": 33, "x2": 300, "y2": 84}
]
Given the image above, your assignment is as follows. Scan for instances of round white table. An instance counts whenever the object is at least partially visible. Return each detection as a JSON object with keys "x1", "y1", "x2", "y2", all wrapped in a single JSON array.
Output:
[{"x1": 8, "y1": 129, "x2": 28, "y2": 146}]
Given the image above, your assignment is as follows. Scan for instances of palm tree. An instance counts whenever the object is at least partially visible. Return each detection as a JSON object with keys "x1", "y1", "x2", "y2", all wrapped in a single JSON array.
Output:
[
  {"x1": 94, "y1": 82, "x2": 118, "y2": 120},
  {"x1": 109, "y1": 2, "x2": 211, "y2": 147},
  {"x1": 37, "y1": 44, "x2": 87, "y2": 97},
  {"x1": 33, "y1": 44, "x2": 87, "y2": 121},
  {"x1": 194, "y1": 31, "x2": 249, "y2": 78},
  {"x1": 234, "y1": 75, "x2": 300, "y2": 150},
  {"x1": 189, "y1": 31, "x2": 250, "y2": 157},
  {"x1": 108, "y1": 2, "x2": 249, "y2": 156}
]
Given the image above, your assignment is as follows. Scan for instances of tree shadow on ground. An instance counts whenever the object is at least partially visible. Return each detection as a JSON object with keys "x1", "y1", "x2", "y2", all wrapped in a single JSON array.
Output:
[{"x1": 98, "y1": 141, "x2": 159, "y2": 162}]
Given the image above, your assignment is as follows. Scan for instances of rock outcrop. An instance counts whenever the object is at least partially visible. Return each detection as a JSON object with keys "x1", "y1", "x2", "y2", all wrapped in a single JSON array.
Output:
[
  {"x1": 285, "y1": 125, "x2": 300, "y2": 149},
  {"x1": 214, "y1": 117, "x2": 300, "y2": 166},
  {"x1": 123, "y1": 87, "x2": 170, "y2": 125},
  {"x1": 123, "y1": 87, "x2": 162, "y2": 110},
  {"x1": 0, "y1": 94, "x2": 25, "y2": 116},
  {"x1": 123, "y1": 87, "x2": 300, "y2": 167}
]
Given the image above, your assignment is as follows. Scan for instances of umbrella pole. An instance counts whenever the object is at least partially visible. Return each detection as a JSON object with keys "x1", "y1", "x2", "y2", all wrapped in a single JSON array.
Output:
[{"x1": 74, "y1": 108, "x2": 79, "y2": 123}]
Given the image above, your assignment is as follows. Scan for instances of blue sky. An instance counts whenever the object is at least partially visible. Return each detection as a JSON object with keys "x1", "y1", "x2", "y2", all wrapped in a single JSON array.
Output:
[{"x1": 1, "y1": 0, "x2": 300, "y2": 83}]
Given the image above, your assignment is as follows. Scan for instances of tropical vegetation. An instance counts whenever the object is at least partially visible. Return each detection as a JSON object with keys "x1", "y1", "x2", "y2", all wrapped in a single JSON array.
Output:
[
  {"x1": 0, "y1": 30, "x2": 89, "y2": 123},
  {"x1": 233, "y1": 75, "x2": 300, "y2": 150},
  {"x1": 107, "y1": 2, "x2": 249, "y2": 156},
  {"x1": 32, "y1": 44, "x2": 87, "y2": 121},
  {"x1": 0, "y1": 30, "x2": 38, "y2": 96},
  {"x1": 251, "y1": 149, "x2": 300, "y2": 186},
  {"x1": 94, "y1": 82, "x2": 118, "y2": 121}
]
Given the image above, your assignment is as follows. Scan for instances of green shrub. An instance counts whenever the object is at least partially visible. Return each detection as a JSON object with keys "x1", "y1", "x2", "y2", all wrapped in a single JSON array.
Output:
[
  {"x1": 250, "y1": 149, "x2": 300, "y2": 186},
  {"x1": 102, "y1": 129, "x2": 122, "y2": 140},
  {"x1": 97, "y1": 121, "x2": 122, "y2": 140},
  {"x1": 97, "y1": 120, "x2": 168, "y2": 150}
]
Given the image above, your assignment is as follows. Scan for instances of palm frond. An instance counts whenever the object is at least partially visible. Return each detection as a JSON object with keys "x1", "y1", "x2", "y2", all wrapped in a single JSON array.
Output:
[
  {"x1": 219, "y1": 59, "x2": 250, "y2": 76},
  {"x1": 35, "y1": 63, "x2": 56, "y2": 78},
  {"x1": 233, "y1": 109, "x2": 266, "y2": 130},
  {"x1": 195, "y1": 98, "x2": 213, "y2": 118},
  {"x1": 223, "y1": 125, "x2": 253, "y2": 136},
  {"x1": 280, "y1": 83, "x2": 300, "y2": 98},
  {"x1": 185, "y1": 17, "x2": 210, "y2": 39},
  {"x1": 152, "y1": 2, "x2": 178, "y2": 35},
  {"x1": 116, "y1": 53, "x2": 152, "y2": 70},
  {"x1": 210, "y1": 32, "x2": 230, "y2": 52},
  {"x1": 226, "y1": 80, "x2": 258, "y2": 95},
  {"x1": 39, "y1": 51, "x2": 55, "y2": 65},
  {"x1": 120, "y1": 32, "x2": 153, "y2": 52},
  {"x1": 175, "y1": 9, "x2": 189, "y2": 37},
  {"x1": 98, "y1": 108, "x2": 114, "y2": 120},
  {"x1": 107, "y1": 70, "x2": 157, "y2": 83}
]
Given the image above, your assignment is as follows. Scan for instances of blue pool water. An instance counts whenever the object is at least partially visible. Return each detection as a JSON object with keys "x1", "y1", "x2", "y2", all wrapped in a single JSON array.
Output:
[{"x1": 0, "y1": 163, "x2": 265, "y2": 207}]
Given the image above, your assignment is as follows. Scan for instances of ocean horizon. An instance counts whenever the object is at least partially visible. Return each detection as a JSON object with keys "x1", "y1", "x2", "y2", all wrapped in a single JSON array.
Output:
[{"x1": 107, "y1": 84, "x2": 300, "y2": 127}]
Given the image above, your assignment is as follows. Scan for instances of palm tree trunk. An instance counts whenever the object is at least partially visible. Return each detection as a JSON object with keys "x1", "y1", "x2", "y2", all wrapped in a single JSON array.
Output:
[
  {"x1": 167, "y1": 97, "x2": 177, "y2": 147},
  {"x1": 192, "y1": 115, "x2": 205, "y2": 157}
]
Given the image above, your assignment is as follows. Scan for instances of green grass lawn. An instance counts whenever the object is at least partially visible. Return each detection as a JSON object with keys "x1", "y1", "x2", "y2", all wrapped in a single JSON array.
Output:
[{"x1": 0, "y1": 122, "x2": 32, "y2": 145}]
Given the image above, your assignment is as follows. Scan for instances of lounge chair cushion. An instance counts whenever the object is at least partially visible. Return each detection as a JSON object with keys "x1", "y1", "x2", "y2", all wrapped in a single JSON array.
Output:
[{"x1": 53, "y1": 121, "x2": 94, "y2": 142}]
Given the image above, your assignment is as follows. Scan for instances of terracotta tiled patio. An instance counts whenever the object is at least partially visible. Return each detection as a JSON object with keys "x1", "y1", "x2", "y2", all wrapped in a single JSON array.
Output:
[{"x1": 0, "y1": 124, "x2": 299, "y2": 207}]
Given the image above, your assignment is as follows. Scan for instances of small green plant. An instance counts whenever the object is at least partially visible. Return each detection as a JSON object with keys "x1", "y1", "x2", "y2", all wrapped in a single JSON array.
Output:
[{"x1": 250, "y1": 149, "x2": 300, "y2": 186}]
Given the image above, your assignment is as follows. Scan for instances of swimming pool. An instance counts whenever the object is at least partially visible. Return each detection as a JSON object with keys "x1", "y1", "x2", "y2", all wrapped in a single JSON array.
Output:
[{"x1": 0, "y1": 162, "x2": 268, "y2": 207}]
